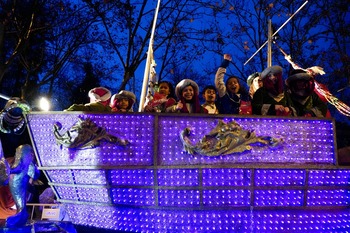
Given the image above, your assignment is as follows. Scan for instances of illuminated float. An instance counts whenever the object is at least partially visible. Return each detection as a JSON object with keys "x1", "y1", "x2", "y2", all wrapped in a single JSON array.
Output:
[
  {"x1": 25, "y1": 112, "x2": 350, "y2": 232},
  {"x1": 2, "y1": 0, "x2": 349, "y2": 230}
]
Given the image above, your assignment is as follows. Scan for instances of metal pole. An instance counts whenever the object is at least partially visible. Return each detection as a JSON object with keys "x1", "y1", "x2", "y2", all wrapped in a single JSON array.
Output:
[
  {"x1": 0, "y1": 93, "x2": 10, "y2": 101},
  {"x1": 267, "y1": 19, "x2": 272, "y2": 67},
  {"x1": 244, "y1": 0, "x2": 308, "y2": 65},
  {"x1": 138, "y1": 0, "x2": 161, "y2": 112}
]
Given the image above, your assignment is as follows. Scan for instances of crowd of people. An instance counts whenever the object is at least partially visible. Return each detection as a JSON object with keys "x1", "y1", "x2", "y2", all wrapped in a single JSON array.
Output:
[{"x1": 65, "y1": 53, "x2": 329, "y2": 118}]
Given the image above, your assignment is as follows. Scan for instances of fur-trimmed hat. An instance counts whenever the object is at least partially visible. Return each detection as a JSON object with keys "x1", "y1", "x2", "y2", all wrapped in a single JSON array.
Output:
[
  {"x1": 88, "y1": 87, "x2": 111, "y2": 103},
  {"x1": 286, "y1": 69, "x2": 315, "y2": 99},
  {"x1": 175, "y1": 79, "x2": 199, "y2": 99},
  {"x1": 247, "y1": 72, "x2": 260, "y2": 86},
  {"x1": 110, "y1": 90, "x2": 136, "y2": 109},
  {"x1": 285, "y1": 69, "x2": 313, "y2": 87},
  {"x1": 260, "y1": 66, "x2": 283, "y2": 80}
]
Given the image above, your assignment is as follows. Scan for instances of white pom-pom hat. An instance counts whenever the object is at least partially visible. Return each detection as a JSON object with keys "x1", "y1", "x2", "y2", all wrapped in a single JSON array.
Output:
[{"x1": 88, "y1": 87, "x2": 111, "y2": 103}]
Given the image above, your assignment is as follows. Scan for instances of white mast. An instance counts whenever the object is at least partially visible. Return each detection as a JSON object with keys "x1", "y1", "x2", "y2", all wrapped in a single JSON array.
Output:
[
  {"x1": 267, "y1": 19, "x2": 272, "y2": 67},
  {"x1": 244, "y1": 1, "x2": 308, "y2": 66},
  {"x1": 138, "y1": 0, "x2": 161, "y2": 112}
]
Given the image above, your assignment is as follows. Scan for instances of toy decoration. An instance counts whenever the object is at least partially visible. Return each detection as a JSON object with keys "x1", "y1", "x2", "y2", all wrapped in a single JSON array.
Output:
[
  {"x1": 180, "y1": 120, "x2": 282, "y2": 156},
  {"x1": 53, "y1": 118, "x2": 129, "y2": 149}
]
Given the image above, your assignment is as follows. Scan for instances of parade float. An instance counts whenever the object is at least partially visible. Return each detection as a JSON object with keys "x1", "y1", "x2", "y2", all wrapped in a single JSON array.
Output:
[
  {"x1": 24, "y1": 8, "x2": 350, "y2": 227},
  {"x1": 1, "y1": 1, "x2": 349, "y2": 232},
  {"x1": 24, "y1": 111, "x2": 349, "y2": 232}
]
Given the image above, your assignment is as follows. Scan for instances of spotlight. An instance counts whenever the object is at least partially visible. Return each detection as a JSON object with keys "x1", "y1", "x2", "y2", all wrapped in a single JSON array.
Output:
[{"x1": 39, "y1": 97, "x2": 50, "y2": 111}]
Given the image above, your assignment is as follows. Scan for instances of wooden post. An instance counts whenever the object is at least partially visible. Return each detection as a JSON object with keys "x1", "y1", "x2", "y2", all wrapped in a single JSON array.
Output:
[{"x1": 267, "y1": 19, "x2": 272, "y2": 67}]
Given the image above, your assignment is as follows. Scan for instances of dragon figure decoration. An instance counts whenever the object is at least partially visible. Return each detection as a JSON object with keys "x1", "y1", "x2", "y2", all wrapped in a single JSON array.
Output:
[
  {"x1": 180, "y1": 120, "x2": 283, "y2": 156},
  {"x1": 53, "y1": 117, "x2": 129, "y2": 149}
]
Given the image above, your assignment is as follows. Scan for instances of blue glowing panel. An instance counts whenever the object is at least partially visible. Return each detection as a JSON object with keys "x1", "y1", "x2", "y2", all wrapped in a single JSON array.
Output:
[
  {"x1": 254, "y1": 190, "x2": 304, "y2": 206},
  {"x1": 109, "y1": 169, "x2": 154, "y2": 186},
  {"x1": 27, "y1": 113, "x2": 154, "y2": 167},
  {"x1": 73, "y1": 170, "x2": 107, "y2": 185},
  {"x1": 65, "y1": 204, "x2": 350, "y2": 232},
  {"x1": 76, "y1": 187, "x2": 110, "y2": 203},
  {"x1": 158, "y1": 116, "x2": 335, "y2": 165},
  {"x1": 111, "y1": 188, "x2": 155, "y2": 206},
  {"x1": 255, "y1": 169, "x2": 305, "y2": 186},
  {"x1": 253, "y1": 210, "x2": 350, "y2": 232},
  {"x1": 27, "y1": 114, "x2": 335, "y2": 166},
  {"x1": 158, "y1": 190, "x2": 200, "y2": 207},
  {"x1": 202, "y1": 189, "x2": 250, "y2": 206},
  {"x1": 46, "y1": 170, "x2": 74, "y2": 184},
  {"x1": 308, "y1": 170, "x2": 350, "y2": 186},
  {"x1": 55, "y1": 186, "x2": 78, "y2": 200},
  {"x1": 307, "y1": 189, "x2": 350, "y2": 206},
  {"x1": 157, "y1": 169, "x2": 199, "y2": 186},
  {"x1": 202, "y1": 168, "x2": 251, "y2": 186}
]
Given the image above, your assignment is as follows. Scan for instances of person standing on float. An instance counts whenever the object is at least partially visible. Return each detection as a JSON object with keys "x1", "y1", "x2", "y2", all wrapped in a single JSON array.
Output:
[
  {"x1": 252, "y1": 66, "x2": 290, "y2": 116},
  {"x1": 215, "y1": 54, "x2": 250, "y2": 114}
]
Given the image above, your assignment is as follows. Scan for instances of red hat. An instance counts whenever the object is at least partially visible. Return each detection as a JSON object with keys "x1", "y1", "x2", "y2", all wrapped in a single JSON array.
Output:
[{"x1": 88, "y1": 87, "x2": 111, "y2": 103}]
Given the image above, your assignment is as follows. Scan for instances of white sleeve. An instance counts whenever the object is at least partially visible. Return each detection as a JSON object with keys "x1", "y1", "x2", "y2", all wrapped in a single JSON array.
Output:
[{"x1": 215, "y1": 67, "x2": 227, "y2": 98}]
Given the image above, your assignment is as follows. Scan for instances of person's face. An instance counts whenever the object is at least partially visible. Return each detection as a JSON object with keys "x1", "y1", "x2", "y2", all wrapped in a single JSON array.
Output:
[
  {"x1": 158, "y1": 83, "x2": 170, "y2": 96},
  {"x1": 118, "y1": 98, "x2": 129, "y2": 110},
  {"x1": 182, "y1": 86, "x2": 194, "y2": 101},
  {"x1": 295, "y1": 80, "x2": 307, "y2": 89},
  {"x1": 90, "y1": 97, "x2": 99, "y2": 103},
  {"x1": 203, "y1": 89, "x2": 216, "y2": 103},
  {"x1": 227, "y1": 78, "x2": 240, "y2": 94},
  {"x1": 267, "y1": 73, "x2": 278, "y2": 84},
  {"x1": 292, "y1": 80, "x2": 310, "y2": 97},
  {"x1": 253, "y1": 77, "x2": 263, "y2": 88}
]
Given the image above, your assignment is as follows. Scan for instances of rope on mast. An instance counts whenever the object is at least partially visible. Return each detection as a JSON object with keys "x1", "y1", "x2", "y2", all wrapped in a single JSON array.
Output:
[{"x1": 244, "y1": 1, "x2": 308, "y2": 66}]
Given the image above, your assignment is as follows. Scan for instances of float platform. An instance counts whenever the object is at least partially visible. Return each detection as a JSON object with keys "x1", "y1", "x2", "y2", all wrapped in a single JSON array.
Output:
[{"x1": 25, "y1": 112, "x2": 349, "y2": 232}]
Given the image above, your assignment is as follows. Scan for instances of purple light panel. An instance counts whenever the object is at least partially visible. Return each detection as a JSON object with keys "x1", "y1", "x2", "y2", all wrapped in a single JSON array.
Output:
[
  {"x1": 76, "y1": 187, "x2": 110, "y2": 203},
  {"x1": 48, "y1": 168, "x2": 350, "y2": 209},
  {"x1": 109, "y1": 169, "x2": 154, "y2": 186},
  {"x1": 46, "y1": 170, "x2": 74, "y2": 184},
  {"x1": 307, "y1": 189, "x2": 350, "y2": 206},
  {"x1": 202, "y1": 189, "x2": 250, "y2": 206},
  {"x1": 255, "y1": 190, "x2": 304, "y2": 206},
  {"x1": 202, "y1": 168, "x2": 251, "y2": 186},
  {"x1": 111, "y1": 188, "x2": 155, "y2": 206},
  {"x1": 74, "y1": 169, "x2": 107, "y2": 185},
  {"x1": 309, "y1": 169, "x2": 350, "y2": 186},
  {"x1": 27, "y1": 114, "x2": 336, "y2": 166},
  {"x1": 255, "y1": 169, "x2": 305, "y2": 186},
  {"x1": 28, "y1": 114, "x2": 155, "y2": 167},
  {"x1": 158, "y1": 190, "x2": 200, "y2": 207},
  {"x1": 55, "y1": 186, "x2": 78, "y2": 200},
  {"x1": 157, "y1": 169, "x2": 199, "y2": 186},
  {"x1": 158, "y1": 116, "x2": 335, "y2": 165},
  {"x1": 66, "y1": 204, "x2": 350, "y2": 232}
]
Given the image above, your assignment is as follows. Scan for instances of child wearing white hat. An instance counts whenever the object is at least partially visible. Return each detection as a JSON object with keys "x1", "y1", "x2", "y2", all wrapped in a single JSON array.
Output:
[
  {"x1": 110, "y1": 90, "x2": 136, "y2": 112},
  {"x1": 166, "y1": 79, "x2": 208, "y2": 114}
]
